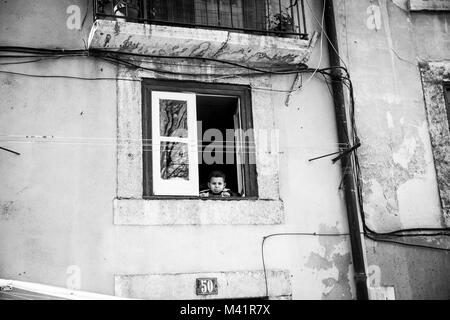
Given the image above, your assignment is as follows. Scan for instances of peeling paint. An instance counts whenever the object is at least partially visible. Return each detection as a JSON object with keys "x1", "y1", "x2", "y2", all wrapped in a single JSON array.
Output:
[
  {"x1": 305, "y1": 252, "x2": 333, "y2": 271},
  {"x1": 360, "y1": 112, "x2": 428, "y2": 231},
  {"x1": 365, "y1": 178, "x2": 399, "y2": 227},
  {"x1": 322, "y1": 253, "x2": 352, "y2": 299},
  {"x1": 393, "y1": 136, "x2": 417, "y2": 169},
  {"x1": 304, "y1": 225, "x2": 353, "y2": 300},
  {"x1": 1, "y1": 201, "x2": 15, "y2": 220}
]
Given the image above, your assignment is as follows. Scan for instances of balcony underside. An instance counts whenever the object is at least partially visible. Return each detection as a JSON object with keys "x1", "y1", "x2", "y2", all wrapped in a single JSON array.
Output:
[{"x1": 88, "y1": 20, "x2": 315, "y2": 67}]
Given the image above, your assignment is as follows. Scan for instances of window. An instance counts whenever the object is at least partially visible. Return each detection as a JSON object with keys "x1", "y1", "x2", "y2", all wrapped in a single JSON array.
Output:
[
  {"x1": 94, "y1": 0, "x2": 308, "y2": 38},
  {"x1": 149, "y1": 0, "x2": 266, "y2": 30},
  {"x1": 142, "y1": 79, "x2": 258, "y2": 198}
]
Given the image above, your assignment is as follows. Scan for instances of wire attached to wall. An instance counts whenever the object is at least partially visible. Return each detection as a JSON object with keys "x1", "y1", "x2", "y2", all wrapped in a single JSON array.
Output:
[
  {"x1": 2, "y1": 47, "x2": 449, "y2": 236},
  {"x1": 0, "y1": 146, "x2": 20, "y2": 156},
  {"x1": 1, "y1": 4, "x2": 449, "y2": 303},
  {"x1": 260, "y1": 0, "x2": 450, "y2": 298},
  {"x1": 261, "y1": 232, "x2": 350, "y2": 299},
  {"x1": 2, "y1": 47, "x2": 450, "y2": 241}
]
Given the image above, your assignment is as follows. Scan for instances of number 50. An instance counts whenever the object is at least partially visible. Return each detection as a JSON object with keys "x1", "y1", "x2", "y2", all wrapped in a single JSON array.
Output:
[
  {"x1": 200, "y1": 279, "x2": 214, "y2": 293},
  {"x1": 196, "y1": 278, "x2": 218, "y2": 295}
]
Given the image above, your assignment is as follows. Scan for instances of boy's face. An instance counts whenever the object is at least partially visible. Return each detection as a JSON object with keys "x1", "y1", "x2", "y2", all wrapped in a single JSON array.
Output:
[{"x1": 208, "y1": 177, "x2": 226, "y2": 194}]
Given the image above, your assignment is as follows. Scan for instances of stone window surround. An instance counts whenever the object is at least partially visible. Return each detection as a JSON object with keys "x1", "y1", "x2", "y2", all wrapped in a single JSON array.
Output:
[
  {"x1": 419, "y1": 61, "x2": 450, "y2": 227},
  {"x1": 114, "y1": 66, "x2": 284, "y2": 226}
]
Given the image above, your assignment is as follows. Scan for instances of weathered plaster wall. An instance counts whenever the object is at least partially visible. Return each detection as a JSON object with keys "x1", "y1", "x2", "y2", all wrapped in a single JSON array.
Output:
[
  {"x1": 1, "y1": 0, "x2": 357, "y2": 299},
  {"x1": 108, "y1": 27, "x2": 355, "y2": 298},
  {"x1": 334, "y1": 0, "x2": 450, "y2": 299},
  {"x1": 0, "y1": 0, "x2": 92, "y2": 49},
  {"x1": 0, "y1": 58, "x2": 118, "y2": 294},
  {"x1": 365, "y1": 239, "x2": 450, "y2": 299}
]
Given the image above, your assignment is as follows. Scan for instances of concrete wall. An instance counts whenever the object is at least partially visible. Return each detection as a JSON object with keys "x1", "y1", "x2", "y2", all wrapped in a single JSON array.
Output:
[
  {"x1": 1, "y1": 0, "x2": 357, "y2": 299},
  {"x1": 333, "y1": 0, "x2": 450, "y2": 299}
]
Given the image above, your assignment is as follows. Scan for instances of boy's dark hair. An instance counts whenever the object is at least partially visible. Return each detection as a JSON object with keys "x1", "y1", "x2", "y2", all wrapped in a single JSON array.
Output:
[{"x1": 208, "y1": 170, "x2": 226, "y2": 182}]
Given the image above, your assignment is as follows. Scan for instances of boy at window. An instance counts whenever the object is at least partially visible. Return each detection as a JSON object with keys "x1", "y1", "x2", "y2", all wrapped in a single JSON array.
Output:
[{"x1": 199, "y1": 171, "x2": 240, "y2": 198}]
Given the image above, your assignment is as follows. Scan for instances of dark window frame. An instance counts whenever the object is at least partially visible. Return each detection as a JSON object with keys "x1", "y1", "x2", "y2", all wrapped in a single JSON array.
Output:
[{"x1": 142, "y1": 79, "x2": 258, "y2": 199}]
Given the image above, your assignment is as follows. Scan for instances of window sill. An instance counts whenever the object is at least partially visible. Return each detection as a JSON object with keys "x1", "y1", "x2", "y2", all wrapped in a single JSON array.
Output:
[
  {"x1": 113, "y1": 198, "x2": 284, "y2": 226},
  {"x1": 143, "y1": 196, "x2": 257, "y2": 201}
]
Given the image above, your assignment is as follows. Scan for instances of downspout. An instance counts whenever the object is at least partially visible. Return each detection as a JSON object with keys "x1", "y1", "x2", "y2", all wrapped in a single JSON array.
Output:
[{"x1": 323, "y1": 0, "x2": 369, "y2": 300}]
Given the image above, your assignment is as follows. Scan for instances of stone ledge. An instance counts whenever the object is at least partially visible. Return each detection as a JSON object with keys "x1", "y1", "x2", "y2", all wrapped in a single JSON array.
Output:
[
  {"x1": 88, "y1": 20, "x2": 313, "y2": 67},
  {"x1": 113, "y1": 198, "x2": 284, "y2": 225},
  {"x1": 115, "y1": 270, "x2": 291, "y2": 299}
]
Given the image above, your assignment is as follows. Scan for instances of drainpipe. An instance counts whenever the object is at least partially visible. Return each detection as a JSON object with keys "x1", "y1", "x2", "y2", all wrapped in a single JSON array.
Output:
[{"x1": 323, "y1": 0, "x2": 369, "y2": 300}]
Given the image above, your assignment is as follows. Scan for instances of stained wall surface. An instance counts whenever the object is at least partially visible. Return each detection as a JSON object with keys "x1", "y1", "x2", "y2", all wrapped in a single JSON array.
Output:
[
  {"x1": 333, "y1": 0, "x2": 450, "y2": 299},
  {"x1": 0, "y1": 0, "x2": 395, "y2": 299}
]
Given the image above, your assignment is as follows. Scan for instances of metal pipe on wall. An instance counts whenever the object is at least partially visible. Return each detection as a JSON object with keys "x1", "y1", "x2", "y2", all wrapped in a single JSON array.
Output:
[{"x1": 323, "y1": 0, "x2": 369, "y2": 300}]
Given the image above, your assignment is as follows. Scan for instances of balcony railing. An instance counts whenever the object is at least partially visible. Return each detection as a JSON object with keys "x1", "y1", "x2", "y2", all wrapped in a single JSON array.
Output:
[{"x1": 94, "y1": 0, "x2": 308, "y2": 39}]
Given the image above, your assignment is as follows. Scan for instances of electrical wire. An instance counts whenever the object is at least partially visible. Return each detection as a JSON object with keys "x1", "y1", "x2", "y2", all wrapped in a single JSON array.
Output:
[
  {"x1": 254, "y1": 31, "x2": 450, "y2": 299},
  {"x1": 365, "y1": 233, "x2": 450, "y2": 252},
  {"x1": 300, "y1": 0, "x2": 326, "y2": 90},
  {"x1": 1, "y1": 10, "x2": 448, "y2": 303},
  {"x1": 0, "y1": 70, "x2": 141, "y2": 82},
  {"x1": 0, "y1": 51, "x2": 252, "y2": 69},
  {"x1": 0, "y1": 46, "x2": 312, "y2": 76},
  {"x1": 0, "y1": 59, "x2": 44, "y2": 66},
  {"x1": 0, "y1": 54, "x2": 87, "y2": 66},
  {"x1": 0, "y1": 51, "x2": 345, "y2": 94},
  {"x1": 90, "y1": 48, "x2": 310, "y2": 74},
  {"x1": 0, "y1": 46, "x2": 86, "y2": 54},
  {"x1": 1, "y1": 47, "x2": 449, "y2": 243},
  {"x1": 334, "y1": 65, "x2": 450, "y2": 244},
  {"x1": 337, "y1": 66, "x2": 450, "y2": 235},
  {"x1": 1, "y1": 35, "x2": 449, "y2": 307},
  {"x1": 304, "y1": 0, "x2": 348, "y2": 69}
]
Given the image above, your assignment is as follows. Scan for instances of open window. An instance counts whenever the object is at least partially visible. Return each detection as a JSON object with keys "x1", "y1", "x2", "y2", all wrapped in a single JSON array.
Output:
[{"x1": 142, "y1": 80, "x2": 258, "y2": 198}]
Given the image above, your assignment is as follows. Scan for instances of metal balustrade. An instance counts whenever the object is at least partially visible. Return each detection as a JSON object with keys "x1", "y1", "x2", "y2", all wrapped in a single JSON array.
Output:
[{"x1": 94, "y1": 0, "x2": 308, "y2": 39}]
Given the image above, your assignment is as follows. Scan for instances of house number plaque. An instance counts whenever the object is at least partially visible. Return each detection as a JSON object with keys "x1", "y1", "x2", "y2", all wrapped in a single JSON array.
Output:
[{"x1": 195, "y1": 278, "x2": 218, "y2": 295}]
